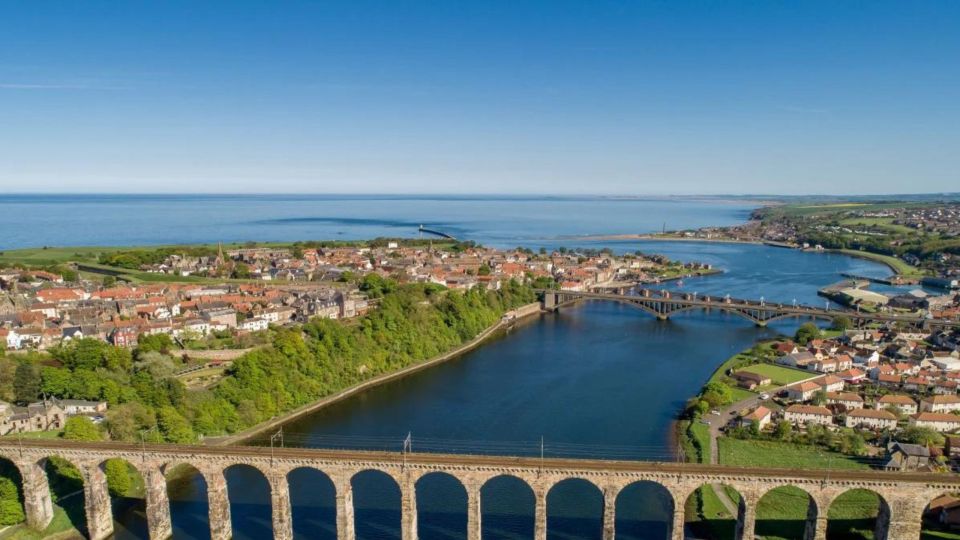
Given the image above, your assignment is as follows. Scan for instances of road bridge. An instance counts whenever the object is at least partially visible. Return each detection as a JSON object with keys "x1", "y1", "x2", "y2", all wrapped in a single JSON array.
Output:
[
  {"x1": 540, "y1": 289, "x2": 960, "y2": 329},
  {"x1": 0, "y1": 439, "x2": 956, "y2": 540}
]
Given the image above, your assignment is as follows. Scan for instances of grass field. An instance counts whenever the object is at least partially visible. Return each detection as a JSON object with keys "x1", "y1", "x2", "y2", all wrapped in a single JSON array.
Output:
[
  {"x1": 0, "y1": 430, "x2": 64, "y2": 441},
  {"x1": 728, "y1": 386, "x2": 758, "y2": 402},
  {"x1": 839, "y1": 217, "x2": 916, "y2": 235},
  {"x1": 717, "y1": 438, "x2": 885, "y2": 539},
  {"x1": 756, "y1": 485, "x2": 815, "y2": 540},
  {"x1": 718, "y1": 438, "x2": 870, "y2": 471},
  {"x1": 836, "y1": 249, "x2": 925, "y2": 277},
  {"x1": 738, "y1": 363, "x2": 816, "y2": 387},
  {"x1": 0, "y1": 505, "x2": 81, "y2": 540}
]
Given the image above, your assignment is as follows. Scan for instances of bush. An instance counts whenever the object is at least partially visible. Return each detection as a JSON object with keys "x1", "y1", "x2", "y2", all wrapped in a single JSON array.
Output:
[
  {"x1": 0, "y1": 476, "x2": 24, "y2": 526},
  {"x1": 62, "y1": 416, "x2": 103, "y2": 441}
]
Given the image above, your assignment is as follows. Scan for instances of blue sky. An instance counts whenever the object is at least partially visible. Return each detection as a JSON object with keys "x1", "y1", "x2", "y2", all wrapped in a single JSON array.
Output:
[{"x1": 1, "y1": 1, "x2": 958, "y2": 195}]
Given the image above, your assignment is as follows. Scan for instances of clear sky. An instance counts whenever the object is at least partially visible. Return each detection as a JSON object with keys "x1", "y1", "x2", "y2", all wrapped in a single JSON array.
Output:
[{"x1": 1, "y1": 1, "x2": 958, "y2": 195}]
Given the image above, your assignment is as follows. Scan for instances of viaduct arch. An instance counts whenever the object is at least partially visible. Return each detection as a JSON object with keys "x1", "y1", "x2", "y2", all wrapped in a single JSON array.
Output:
[{"x1": 0, "y1": 439, "x2": 955, "y2": 539}]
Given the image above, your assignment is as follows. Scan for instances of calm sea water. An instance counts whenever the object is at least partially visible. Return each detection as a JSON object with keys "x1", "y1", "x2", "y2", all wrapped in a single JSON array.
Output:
[
  {"x1": 3, "y1": 195, "x2": 897, "y2": 539},
  {"x1": 0, "y1": 194, "x2": 753, "y2": 250}
]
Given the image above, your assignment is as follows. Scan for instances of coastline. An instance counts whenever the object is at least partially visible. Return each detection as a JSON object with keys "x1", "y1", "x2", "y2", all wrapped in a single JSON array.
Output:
[
  {"x1": 564, "y1": 233, "x2": 765, "y2": 245},
  {"x1": 213, "y1": 302, "x2": 544, "y2": 446}
]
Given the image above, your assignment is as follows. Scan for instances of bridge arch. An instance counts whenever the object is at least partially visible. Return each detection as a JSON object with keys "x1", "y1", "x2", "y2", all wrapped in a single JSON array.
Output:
[
  {"x1": 547, "y1": 477, "x2": 604, "y2": 540},
  {"x1": 37, "y1": 454, "x2": 88, "y2": 537},
  {"x1": 480, "y1": 474, "x2": 535, "y2": 538},
  {"x1": 826, "y1": 487, "x2": 890, "y2": 540},
  {"x1": 415, "y1": 471, "x2": 467, "y2": 539},
  {"x1": 684, "y1": 482, "x2": 746, "y2": 540},
  {"x1": 98, "y1": 457, "x2": 148, "y2": 539},
  {"x1": 919, "y1": 489, "x2": 960, "y2": 539},
  {"x1": 351, "y1": 469, "x2": 401, "y2": 540},
  {"x1": 287, "y1": 466, "x2": 336, "y2": 539},
  {"x1": 224, "y1": 463, "x2": 273, "y2": 539},
  {"x1": 163, "y1": 462, "x2": 210, "y2": 540},
  {"x1": 657, "y1": 304, "x2": 766, "y2": 325},
  {"x1": 763, "y1": 312, "x2": 836, "y2": 325},
  {"x1": 615, "y1": 479, "x2": 674, "y2": 539},
  {"x1": 755, "y1": 484, "x2": 818, "y2": 539}
]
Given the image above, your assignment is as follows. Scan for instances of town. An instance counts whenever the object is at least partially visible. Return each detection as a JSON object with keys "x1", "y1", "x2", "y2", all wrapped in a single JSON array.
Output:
[
  {"x1": 0, "y1": 240, "x2": 712, "y2": 354},
  {"x1": 715, "y1": 323, "x2": 960, "y2": 471}
]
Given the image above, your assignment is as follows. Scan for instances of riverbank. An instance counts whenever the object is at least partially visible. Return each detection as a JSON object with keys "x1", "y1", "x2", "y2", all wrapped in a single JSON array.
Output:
[
  {"x1": 828, "y1": 248, "x2": 924, "y2": 277},
  {"x1": 214, "y1": 302, "x2": 544, "y2": 445}
]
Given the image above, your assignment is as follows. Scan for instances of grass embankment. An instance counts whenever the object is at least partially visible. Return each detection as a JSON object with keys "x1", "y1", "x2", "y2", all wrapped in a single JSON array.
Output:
[{"x1": 836, "y1": 248, "x2": 925, "y2": 277}]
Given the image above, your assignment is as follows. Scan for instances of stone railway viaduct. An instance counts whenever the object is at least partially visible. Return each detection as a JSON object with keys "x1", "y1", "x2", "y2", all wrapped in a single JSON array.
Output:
[
  {"x1": 1, "y1": 439, "x2": 957, "y2": 540},
  {"x1": 541, "y1": 289, "x2": 960, "y2": 330}
]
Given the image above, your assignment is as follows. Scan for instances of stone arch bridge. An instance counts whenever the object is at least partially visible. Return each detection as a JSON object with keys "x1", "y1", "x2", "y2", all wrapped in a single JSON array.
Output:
[
  {"x1": 1, "y1": 439, "x2": 957, "y2": 540},
  {"x1": 540, "y1": 289, "x2": 960, "y2": 329}
]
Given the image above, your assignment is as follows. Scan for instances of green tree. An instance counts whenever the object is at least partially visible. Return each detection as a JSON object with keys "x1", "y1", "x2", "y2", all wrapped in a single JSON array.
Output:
[
  {"x1": 13, "y1": 361, "x2": 40, "y2": 404},
  {"x1": 62, "y1": 416, "x2": 104, "y2": 441},
  {"x1": 102, "y1": 275, "x2": 117, "y2": 287},
  {"x1": 774, "y1": 420, "x2": 792, "y2": 440},
  {"x1": 104, "y1": 459, "x2": 132, "y2": 498},
  {"x1": 794, "y1": 322, "x2": 821, "y2": 346},
  {"x1": 811, "y1": 389, "x2": 827, "y2": 406},
  {"x1": 900, "y1": 426, "x2": 944, "y2": 447},
  {"x1": 830, "y1": 315, "x2": 852, "y2": 332},
  {"x1": 700, "y1": 381, "x2": 733, "y2": 407},
  {"x1": 157, "y1": 406, "x2": 195, "y2": 443},
  {"x1": 0, "y1": 476, "x2": 25, "y2": 526},
  {"x1": 135, "y1": 334, "x2": 174, "y2": 355},
  {"x1": 231, "y1": 263, "x2": 252, "y2": 279}
]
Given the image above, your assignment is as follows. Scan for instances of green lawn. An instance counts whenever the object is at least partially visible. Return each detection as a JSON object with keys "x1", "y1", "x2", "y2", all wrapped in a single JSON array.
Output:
[
  {"x1": 827, "y1": 489, "x2": 884, "y2": 540},
  {"x1": 728, "y1": 386, "x2": 759, "y2": 402},
  {"x1": 0, "y1": 430, "x2": 64, "y2": 441},
  {"x1": 923, "y1": 528, "x2": 960, "y2": 540},
  {"x1": 738, "y1": 363, "x2": 815, "y2": 386},
  {"x1": 839, "y1": 217, "x2": 917, "y2": 235},
  {"x1": 688, "y1": 421, "x2": 711, "y2": 464},
  {"x1": 0, "y1": 504, "x2": 82, "y2": 540},
  {"x1": 756, "y1": 485, "x2": 815, "y2": 540},
  {"x1": 718, "y1": 438, "x2": 870, "y2": 471},
  {"x1": 836, "y1": 249, "x2": 925, "y2": 277},
  {"x1": 686, "y1": 484, "x2": 741, "y2": 540}
]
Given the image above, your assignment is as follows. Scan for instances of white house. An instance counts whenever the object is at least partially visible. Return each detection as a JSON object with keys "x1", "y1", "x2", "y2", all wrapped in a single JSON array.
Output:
[
  {"x1": 910, "y1": 412, "x2": 960, "y2": 432},
  {"x1": 786, "y1": 381, "x2": 821, "y2": 402},
  {"x1": 846, "y1": 409, "x2": 898, "y2": 430},
  {"x1": 239, "y1": 317, "x2": 269, "y2": 332},
  {"x1": 784, "y1": 404, "x2": 833, "y2": 427},
  {"x1": 740, "y1": 406, "x2": 773, "y2": 430},
  {"x1": 826, "y1": 392, "x2": 864, "y2": 410},
  {"x1": 921, "y1": 395, "x2": 960, "y2": 414},
  {"x1": 876, "y1": 395, "x2": 918, "y2": 415}
]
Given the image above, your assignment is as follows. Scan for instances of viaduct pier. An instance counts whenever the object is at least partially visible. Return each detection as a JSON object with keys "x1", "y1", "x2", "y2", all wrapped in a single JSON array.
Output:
[{"x1": 1, "y1": 439, "x2": 957, "y2": 540}]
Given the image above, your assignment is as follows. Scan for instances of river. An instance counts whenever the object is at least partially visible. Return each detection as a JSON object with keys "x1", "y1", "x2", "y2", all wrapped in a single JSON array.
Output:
[
  {"x1": 5, "y1": 195, "x2": 908, "y2": 539},
  {"x1": 105, "y1": 241, "x2": 907, "y2": 540}
]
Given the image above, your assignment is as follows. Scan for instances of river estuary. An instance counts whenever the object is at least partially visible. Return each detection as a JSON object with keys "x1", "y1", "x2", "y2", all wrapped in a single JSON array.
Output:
[
  {"x1": 0, "y1": 195, "x2": 914, "y2": 539},
  {"x1": 107, "y1": 242, "x2": 905, "y2": 540}
]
